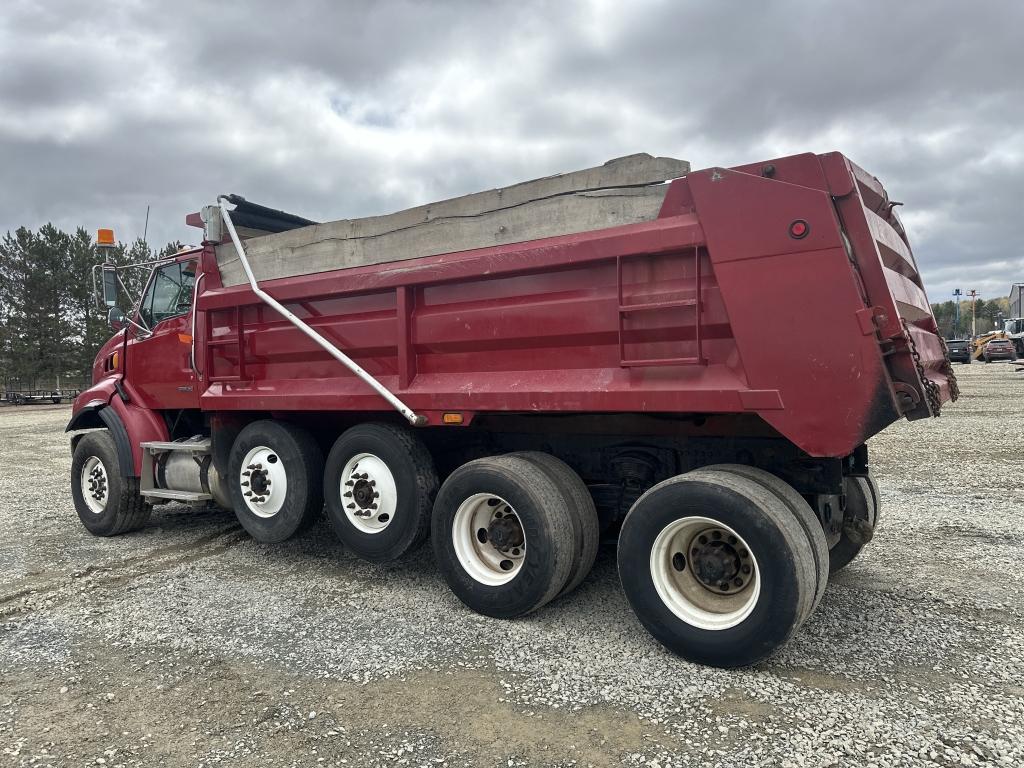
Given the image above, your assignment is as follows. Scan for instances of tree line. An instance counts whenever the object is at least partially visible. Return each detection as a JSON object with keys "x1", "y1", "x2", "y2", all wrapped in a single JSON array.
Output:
[
  {"x1": 0, "y1": 225, "x2": 179, "y2": 393},
  {"x1": 931, "y1": 297, "x2": 1010, "y2": 339}
]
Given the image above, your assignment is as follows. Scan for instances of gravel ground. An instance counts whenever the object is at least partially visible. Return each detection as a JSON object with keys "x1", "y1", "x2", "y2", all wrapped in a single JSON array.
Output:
[{"x1": 1, "y1": 362, "x2": 1022, "y2": 767}]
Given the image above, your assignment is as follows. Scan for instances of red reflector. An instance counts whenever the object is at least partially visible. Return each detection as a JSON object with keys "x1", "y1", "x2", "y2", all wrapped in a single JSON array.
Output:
[{"x1": 789, "y1": 219, "x2": 809, "y2": 239}]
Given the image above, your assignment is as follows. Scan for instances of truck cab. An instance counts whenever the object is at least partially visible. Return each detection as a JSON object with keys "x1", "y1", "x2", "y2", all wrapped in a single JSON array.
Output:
[{"x1": 81, "y1": 249, "x2": 204, "y2": 410}]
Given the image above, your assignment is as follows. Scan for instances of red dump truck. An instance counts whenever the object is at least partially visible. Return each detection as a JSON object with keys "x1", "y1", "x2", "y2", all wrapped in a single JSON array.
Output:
[{"x1": 67, "y1": 152, "x2": 956, "y2": 667}]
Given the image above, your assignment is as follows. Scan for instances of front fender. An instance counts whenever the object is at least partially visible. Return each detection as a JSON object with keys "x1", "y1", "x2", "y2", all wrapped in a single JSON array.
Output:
[{"x1": 66, "y1": 376, "x2": 169, "y2": 477}]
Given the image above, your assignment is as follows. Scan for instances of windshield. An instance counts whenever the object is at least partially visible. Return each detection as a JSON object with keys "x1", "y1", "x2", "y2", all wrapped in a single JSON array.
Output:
[
  {"x1": 1004, "y1": 319, "x2": 1024, "y2": 334},
  {"x1": 139, "y1": 260, "x2": 196, "y2": 328}
]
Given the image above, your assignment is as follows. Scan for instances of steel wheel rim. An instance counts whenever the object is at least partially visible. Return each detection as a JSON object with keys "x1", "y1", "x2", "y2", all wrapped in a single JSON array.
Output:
[
  {"x1": 649, "y1": 516, "x2": 760, "y2": 631},
  {"x1": 452, "y1": 493, "x2": 526, "y2": 586},
  {"x1": 340, "y1": 452, "x2": 397, "y2": 534},
  {"x1": 240, "y1": 446, "x2": 288, "y2": 518},
  {"x1": 80, "y1": 456, "x2": 108, "y2": 514}
]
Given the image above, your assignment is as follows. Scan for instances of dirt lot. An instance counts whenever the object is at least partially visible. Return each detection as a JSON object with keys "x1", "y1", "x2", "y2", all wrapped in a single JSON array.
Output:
[{"x1": 1, "y1": 363, "x2": 1022, "y2": 767}]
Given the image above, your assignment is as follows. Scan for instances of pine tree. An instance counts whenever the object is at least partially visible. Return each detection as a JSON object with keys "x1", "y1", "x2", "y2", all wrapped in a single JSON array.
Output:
[{"x1": 0, "y1": 224, "x2": 184, "y2": 392}]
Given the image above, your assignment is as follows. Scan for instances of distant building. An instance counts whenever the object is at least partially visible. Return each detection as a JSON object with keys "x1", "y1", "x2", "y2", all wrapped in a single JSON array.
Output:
[{"x1": 1010, "y1": 284, "x2": 1024, "y2": 320}]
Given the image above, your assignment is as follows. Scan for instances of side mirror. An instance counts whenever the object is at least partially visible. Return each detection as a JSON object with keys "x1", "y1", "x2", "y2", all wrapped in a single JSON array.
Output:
[
  {"x1": 108, "y1": 306, "x2": 126, "y2": 332},
  {"x1": 102, "y1": 266, "x2": 118, "y2": 308}
]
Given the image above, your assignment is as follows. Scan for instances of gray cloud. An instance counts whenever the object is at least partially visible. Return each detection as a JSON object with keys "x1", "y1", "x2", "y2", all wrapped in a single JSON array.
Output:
[{"x1": 1, "y1": 0, "x2": 1021, "y2": 303}]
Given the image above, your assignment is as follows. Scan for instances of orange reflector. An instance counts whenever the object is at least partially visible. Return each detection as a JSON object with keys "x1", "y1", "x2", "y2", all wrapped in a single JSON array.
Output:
[
  {"x1": 178, "y1": 333, "x2": 193, "y2": 345},
  {"x1": 111, "y1": 351, "x2": 119, "y2": 369},
  {"x1": 442, "y1": 412, "x2": 463, "y2": 425},
  {"x1": 96, "y1": 228, "x2": 115, "y2": 246}
]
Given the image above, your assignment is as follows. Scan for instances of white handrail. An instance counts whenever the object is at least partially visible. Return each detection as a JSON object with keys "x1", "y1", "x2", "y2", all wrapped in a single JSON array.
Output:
[{"x1": 216, "y1": 196, "x2": 427, "y2": 426}]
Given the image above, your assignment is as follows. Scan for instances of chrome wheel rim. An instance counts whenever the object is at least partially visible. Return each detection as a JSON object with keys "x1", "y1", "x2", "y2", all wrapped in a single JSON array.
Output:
[
  {"x1": 240, "y1": 446, "x2": 288, "y2": 518},
  {"x1": 340, "y1": 452, "x2": 397, "y2": 534},
  {"x1": 649, "y1": 516, "x2": 760, "y2": 630},
  {"x1": 81, "y1": 456, "x2": 108, "y2": 514},
  {"x1": 452, "y1": 493, "x2": 526, "y2": 586}
]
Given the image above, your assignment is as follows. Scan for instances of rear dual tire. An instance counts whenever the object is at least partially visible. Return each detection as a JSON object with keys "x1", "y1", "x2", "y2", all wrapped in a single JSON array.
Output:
[
  {"x1": 617, "y1": 468, "x2": 825, "y2": 668},
  {"x1": 508, "y1": 451, "x2": 600, "y2": 597},
  {"x1": 828, "y1": 476, "x2": 880, "y2": 574},
  {"x1": 431, "y1": 455, "x2": 581, "y2": 618},
  {"x1": 695, "y1": 464, "x2": 829, "y2": 614}
]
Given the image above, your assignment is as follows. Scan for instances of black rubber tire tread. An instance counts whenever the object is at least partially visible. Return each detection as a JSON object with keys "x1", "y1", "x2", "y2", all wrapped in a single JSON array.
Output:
[
  {"x1": 863, "y1": 475, "x2": 881, "y2": 527},
  {"x1": 431, "y1": 455, "x2": 576, "y2": 618},
  {"x1": 828, "y1": 476, "x2": 877, "y2": 575},
  {"x1": 228, "y1": 420, "x2": 323, "y2": 543},
  {"x1": 692, "y1": 465, "x2": 829, "y2": 618},
  {"x1": 71, "y1": 430, "x2": 151, "y2": 536},
  {"x1": 618, "y1": 471, "x2": 817, "y2": 668},
  {"x1": 324, "y1": 422, "x2": 439, "y2": 563},
  {"x1": 509, "y1": 452, "x2": 600, "y2": 597}
]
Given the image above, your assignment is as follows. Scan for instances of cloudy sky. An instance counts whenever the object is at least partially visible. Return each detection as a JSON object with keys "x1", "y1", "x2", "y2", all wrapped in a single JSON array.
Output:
[{"x1": 2, "y1": 0, "x2": 1022, "y2": 301}]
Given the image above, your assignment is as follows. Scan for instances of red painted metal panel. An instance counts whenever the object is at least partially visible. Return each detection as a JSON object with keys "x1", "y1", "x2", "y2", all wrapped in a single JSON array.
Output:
[
  {"x1": 866, "y1": 208, "x2": 920, "y2": 280},
  {"x1": 71, "y1": 375, "x2": 169, "y2": 474}
]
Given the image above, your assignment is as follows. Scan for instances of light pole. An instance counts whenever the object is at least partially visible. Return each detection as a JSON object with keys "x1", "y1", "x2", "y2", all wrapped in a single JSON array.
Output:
[
  {"x1": 968, "y1": 289, "x2": 979, "y2": 337},
  {"x1": 952, "y1": 288, "x2": 962, "y2": 336}
]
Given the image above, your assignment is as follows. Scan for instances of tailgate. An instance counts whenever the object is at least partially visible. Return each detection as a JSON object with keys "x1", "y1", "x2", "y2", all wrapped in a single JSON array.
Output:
[{"x1": 821, "y1": 154, "x2": 958, "y2": 420}]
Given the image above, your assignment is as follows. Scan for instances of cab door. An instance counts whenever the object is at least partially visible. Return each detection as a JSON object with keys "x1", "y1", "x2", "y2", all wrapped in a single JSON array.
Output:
[{"x1": 124, "y1": 258, "x2": 200, "y2": 410}]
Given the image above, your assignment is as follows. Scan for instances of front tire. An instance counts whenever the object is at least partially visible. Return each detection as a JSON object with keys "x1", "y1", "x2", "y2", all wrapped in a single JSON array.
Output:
[
  {"x1": 228, "y1": 420, "x2": 323, "y2": 543},
  {"x1": 71, "y1": 430, "x2": 150, "y2": 536},
  {"x1": 323, "y1": 423, "x2": 438, "y2": 563},
  {"x1": 617, "y1": 471, "x2": 817, "y2": 668}
]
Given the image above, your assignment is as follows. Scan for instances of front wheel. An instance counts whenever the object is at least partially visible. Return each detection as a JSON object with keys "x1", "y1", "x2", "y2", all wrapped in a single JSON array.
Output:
[
  {"x1": 71, "y1": 430, "x2": 150, "y2": 536},
  {"x1": 617, "y1": 471, "x2": 818, "y2": 667}
]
